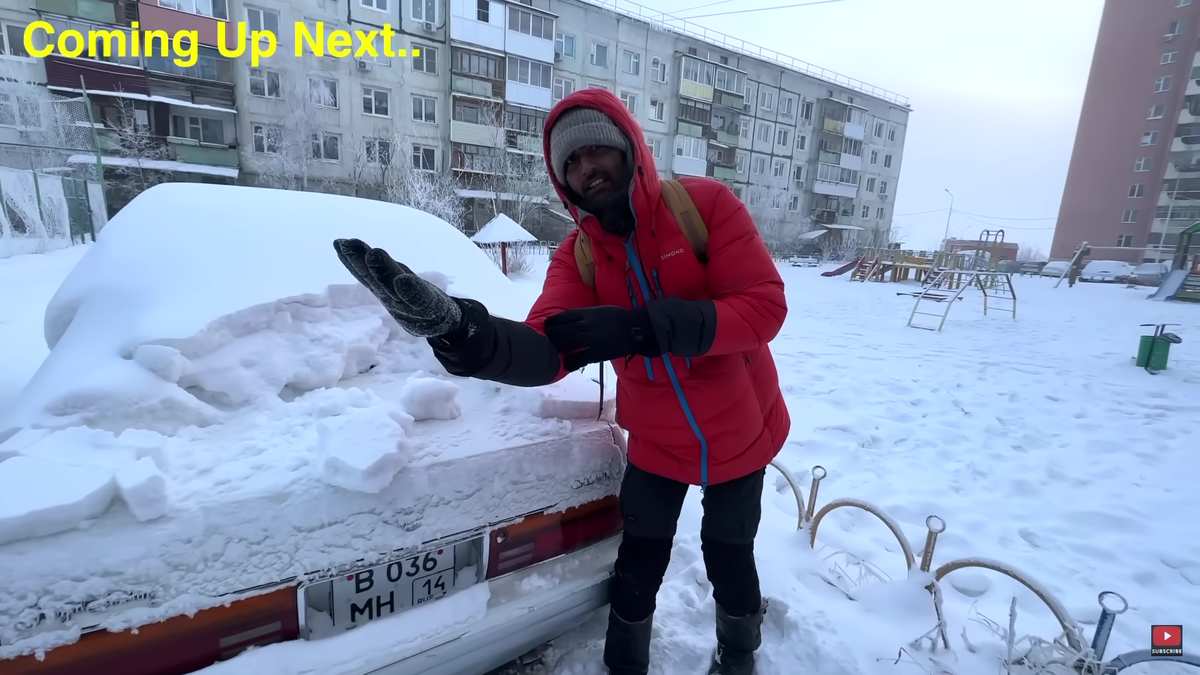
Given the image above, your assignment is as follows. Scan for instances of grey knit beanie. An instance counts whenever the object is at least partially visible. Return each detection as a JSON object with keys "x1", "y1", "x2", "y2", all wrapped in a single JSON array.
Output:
[{"x1": 548, "y1": 107, "x2": 631, "y2": 186}]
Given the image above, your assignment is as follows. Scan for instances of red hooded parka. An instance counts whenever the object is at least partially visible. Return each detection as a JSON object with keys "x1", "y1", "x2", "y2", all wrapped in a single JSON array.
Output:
[{"x1": 527, "y1": 89, "x2": 790, "y2": 487}]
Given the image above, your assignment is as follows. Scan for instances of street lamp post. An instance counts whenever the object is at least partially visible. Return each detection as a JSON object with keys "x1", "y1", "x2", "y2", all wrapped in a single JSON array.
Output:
[{"x1": 942, "y1": 189, "x2": 954, "y2": 251}]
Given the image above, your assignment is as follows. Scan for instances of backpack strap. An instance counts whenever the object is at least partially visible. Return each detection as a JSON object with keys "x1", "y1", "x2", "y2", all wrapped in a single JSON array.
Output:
[
  {"x1": 574, "y1": 228, "x2": 597, "y2": 289},
  {"x1": 660, "y1": 179, "x2": 708, "y2": 263}
]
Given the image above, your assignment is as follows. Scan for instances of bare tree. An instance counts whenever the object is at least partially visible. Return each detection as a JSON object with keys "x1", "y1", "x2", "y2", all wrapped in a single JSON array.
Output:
[
  {"x1": 1016, "y1": 245, "x2": 1046, "y2": 261},
  {"x1": 348, "y1": 132, "x2": 466, "y2": 228},
  {"x1": 105, "y1": 99, "x2": 172, "y2": 200},
  {"x1": 253, "y1": 68, "x2": 342, "y2": 191},
  {"x1": 464, "y1": 122, "x2": 552, "y2": 233}
]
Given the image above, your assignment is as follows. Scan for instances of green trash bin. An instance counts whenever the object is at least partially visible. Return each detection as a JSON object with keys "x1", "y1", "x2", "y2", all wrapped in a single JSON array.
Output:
[{"x1": 1136, "y1": 335, "x2": 1172, "y2": 370}]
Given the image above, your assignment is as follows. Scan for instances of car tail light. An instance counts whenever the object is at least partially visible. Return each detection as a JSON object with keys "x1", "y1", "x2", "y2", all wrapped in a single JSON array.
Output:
[
  {"x1": 2, "y1": 585, "x2": 299, "y2": 675},
  {"x1": 486, "y1": 495, "x2": 623, "y2": 580}
]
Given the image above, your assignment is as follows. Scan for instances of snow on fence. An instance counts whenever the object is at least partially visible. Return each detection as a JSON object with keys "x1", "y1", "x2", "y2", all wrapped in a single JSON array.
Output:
[
  {"x1": 0, "y1": 91, "x2": 108, "y2": 260},
  {"x1": 766, "y1": 462, "x2": 1200, "y2": 674}
]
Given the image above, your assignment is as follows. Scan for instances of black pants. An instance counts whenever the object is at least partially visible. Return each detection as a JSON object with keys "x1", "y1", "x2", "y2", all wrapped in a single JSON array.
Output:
[{"x1": 609, "y1": 463, "x2": 765, "y2": 623}]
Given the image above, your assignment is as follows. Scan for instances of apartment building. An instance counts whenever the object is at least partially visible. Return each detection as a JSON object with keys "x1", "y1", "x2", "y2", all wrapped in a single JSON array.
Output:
[
  {"x1": 1053, "y1": 0, "x2": 1200, "y2": 263},
  {"x1": 6, "y1": 0, "x2": 909, "y2": 243}
]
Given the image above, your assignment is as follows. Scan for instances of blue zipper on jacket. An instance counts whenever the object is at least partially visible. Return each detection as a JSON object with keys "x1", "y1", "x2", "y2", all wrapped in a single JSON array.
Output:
[{"x1": 624, "y1": 238, "x2": 711, "y2": 489}]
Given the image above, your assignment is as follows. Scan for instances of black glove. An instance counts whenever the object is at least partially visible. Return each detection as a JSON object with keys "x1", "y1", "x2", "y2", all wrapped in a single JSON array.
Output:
[
  {"x1": 333, "y1": 238, "x2": 463, "y2": 338},
  {"x1": 544, "y1": 306, "x2": 661, "y2": 371}
]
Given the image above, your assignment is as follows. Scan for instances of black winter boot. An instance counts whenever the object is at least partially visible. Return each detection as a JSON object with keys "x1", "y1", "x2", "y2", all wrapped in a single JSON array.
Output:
[
  {"x1": 708, "y1": 599, "x2": 767, "y2": 675},
  {"x1": 603, "y1": 607, "x2": 653, "y2": 675}
]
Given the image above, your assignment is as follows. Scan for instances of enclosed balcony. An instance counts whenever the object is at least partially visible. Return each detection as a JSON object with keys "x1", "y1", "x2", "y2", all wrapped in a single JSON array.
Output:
[
  {"x1": 451, "y1": 100, "x2": 505, "y2": 148},
  {"x1": 45, "y1": 54, "x2": 149, "y2": 95},
  {"x1": 35, "y1": 0, "x2": 123, "y2": 23},
  {"x1": 452, "y1": 48, "x2": 505, "y2": 100},
  {"x1": 679, "y1": 56, "x2": 715, "y2": 102}
]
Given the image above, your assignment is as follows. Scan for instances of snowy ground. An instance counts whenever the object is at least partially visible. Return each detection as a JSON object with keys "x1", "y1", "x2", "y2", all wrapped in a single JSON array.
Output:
[{"x1": 2, "y1": 241, "x2": 1198, "y2": 674}]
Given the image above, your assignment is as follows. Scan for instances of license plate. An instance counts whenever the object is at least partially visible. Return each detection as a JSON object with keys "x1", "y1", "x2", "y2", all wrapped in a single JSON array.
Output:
[{"x1": 332, "y1": 547, "x2": 454, "y2": 627}]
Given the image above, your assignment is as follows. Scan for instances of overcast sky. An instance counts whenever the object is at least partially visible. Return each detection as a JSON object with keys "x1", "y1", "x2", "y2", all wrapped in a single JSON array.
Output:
[{"x1": 640, "y1": 0, "x2": 1105, "y2": 256}]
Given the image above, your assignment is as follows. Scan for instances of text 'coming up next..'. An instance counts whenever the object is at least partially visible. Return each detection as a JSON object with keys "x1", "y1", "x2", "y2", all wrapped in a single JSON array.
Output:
[{"x1": 22, "y1": 22, "x2": 419, "y2": 68}]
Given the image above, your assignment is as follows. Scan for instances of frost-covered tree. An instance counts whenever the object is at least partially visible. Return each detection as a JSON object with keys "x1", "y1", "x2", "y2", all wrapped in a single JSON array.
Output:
[
  {"x1": 103, "y1": 99, "x2": 172, "y2": 203},
  {"x1": 348, "y1": 132, "x2": 465, "y2": 228},
  {"x1": 457, "y1": 122, "x2": 552, "y2": 235}
]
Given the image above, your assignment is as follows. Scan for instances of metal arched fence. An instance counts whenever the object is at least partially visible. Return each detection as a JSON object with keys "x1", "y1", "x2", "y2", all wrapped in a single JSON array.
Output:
[{"x1": 765, "y1": 460, "x2": 1200, "y2": 674}]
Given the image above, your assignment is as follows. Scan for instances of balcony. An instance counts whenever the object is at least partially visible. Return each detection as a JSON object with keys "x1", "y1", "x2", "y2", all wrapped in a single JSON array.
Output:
[
  {"x1": 822, "y1": 117, "x2": 845, "y2": 135},
  {"x1": 506, "y1": 130, "x2": 541, "y2": 153},
  {"x1": 839, "y1": 153, "x2": 862, "y2": 171},
  {"x1": 451, "y1": 120, "x2": 505, "y2": 148},
  {"x1": 811, "y1": 209, "x2": 837, "y2": 225},
  {"x1": 35, "y1": 0, "x2": 117, "y2": 23},
  {"x1": 678, "y1": 121, "x2": 705, "y2": 138},
  {"x1": 672, "y1": 155, "x2": 707, "y2": 177},
  {"x1": 680, "y1": 79, "x2": 714, "y2": 103},
  {"x1": 137, "y1": 3, "x2": 227, "y2": 48},
  {"x1": 813, "y1": 180, "x2": 858, "y2": 198},
  {"x1": 712, "y1": 166, "x2": 738, "y2": 181},
  {"x1": 818, "y1": 149, "x2": 840, "y2": 165},
  {"x1": 170, "y1": 142, "x2": 238, "y2": 167},
  {"x1": 712, "y1": 90, "x2": 744, "y2": 111},
  {"x1": 452, "y1": 75, "x2": 503, "y2": 100},
  {"x1": 451, "y1": 144, "x2": 505, "y2": 175},
  {"x1": 45, "y1": 54, "x2": 149, "y2": 95},
  {"x1": 715, "y1": 130, "x2": 739, "y2": 146}
]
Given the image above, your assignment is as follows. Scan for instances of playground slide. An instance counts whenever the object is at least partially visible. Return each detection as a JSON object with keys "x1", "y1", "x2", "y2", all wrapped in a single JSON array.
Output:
[
  {"x1": 1148, "y1": 269, "x2": 1188, "y2": 301},
  {"x1": 821, "y1": 258, "x2": 861, "y2": 277}
]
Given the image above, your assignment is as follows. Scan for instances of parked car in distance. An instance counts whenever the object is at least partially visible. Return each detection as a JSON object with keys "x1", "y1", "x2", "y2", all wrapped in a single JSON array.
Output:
[
  {"x1": 1020, "y1": 261, "x2": 1047, "y2": 276},
  {"x1": 1080, "y1": 260, "x2": 1133, "y2": 283},
  {"x1": 1040, "y1": 260, "x2": 1072, "y2": 277},
  {"x1": 1130, "y1": 261, "x2": 1171, "y2": 286}
]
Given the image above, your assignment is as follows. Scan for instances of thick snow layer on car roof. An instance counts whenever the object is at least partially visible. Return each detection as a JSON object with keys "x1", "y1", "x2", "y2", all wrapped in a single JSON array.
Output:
[{"x1": 0, "y1": 184, "x2": 618, "y2": 657}]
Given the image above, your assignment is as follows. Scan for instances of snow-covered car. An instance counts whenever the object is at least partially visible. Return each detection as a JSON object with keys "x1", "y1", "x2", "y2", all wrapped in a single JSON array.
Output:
[
  {"x1": 0, "y1": 184, "x2": 625, "y2": 675},
  {"x1": 1039, "y1": 260, "x2": 1071, "y2": 277},
  {"x1": 1079, "y1": 260, "x2": 1133, "y2": 283},
  {"x1": 1130, "y1": 261, "x2": 1171, "y2": 286}
]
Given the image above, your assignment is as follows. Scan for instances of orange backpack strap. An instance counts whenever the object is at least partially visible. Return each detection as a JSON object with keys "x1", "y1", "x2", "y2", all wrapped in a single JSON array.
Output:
[
  {"x1": 574, "y1": 229, "x2": 597, "y2": 289},
  {"x1": 660, "y1": 179, "x2": 709, "y2": 263}
]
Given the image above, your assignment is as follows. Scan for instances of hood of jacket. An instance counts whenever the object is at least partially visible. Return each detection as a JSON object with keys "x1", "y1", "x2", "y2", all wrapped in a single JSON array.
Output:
[{"x1": 542, "y1": 88, "x2": 663, "y2": 246}]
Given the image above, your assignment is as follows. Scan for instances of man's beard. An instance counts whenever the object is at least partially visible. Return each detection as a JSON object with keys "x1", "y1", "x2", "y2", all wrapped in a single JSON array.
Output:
[{"x1": 576, "y1": 167, "x2": 635, "y2": 236}]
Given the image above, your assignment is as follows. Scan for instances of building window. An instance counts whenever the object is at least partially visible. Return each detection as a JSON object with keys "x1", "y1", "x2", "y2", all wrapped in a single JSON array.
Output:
[
  {"x1": 1163, "y1": 51, "x2": 1180, "y2": 64},
  {"x1": 876, "y1": 207, "x2": 885, "y2": 220},
  {"x1": 412, "y1": 94, "x2": 436, "y2": 123},
  {"x1": 792, "y1": 165, "x2": 803, "y2": 182},
  {"x1": 789, "y1": 195, "x2": 800, "y2": 211},
  {"x1": 309, "y1": 77, "x2": 338, "y2": 108},
  {"x1": 678, "y1": 99, "x2": 711, "y2": 125},
  {"x1": 360, "y1": 0, "x2": 387, "y2": 11},
  {"x1": 620, "y1": 91, "x2": 637, "y2": 115},
  {"x1": 651, "y1": 57, "x2": 667, "y2": 82},
  {"x1": 1149, "y1": 104, "x2": 1165, "y2": 119},
  {"x1": 751, "y1": 156, "x2": 765, "y2": 174},
  {"x1": 412, "y1": 144, "x2": 436, "y2": 171},
  {"x1": 1135, "y1": 157, "x2": 1152, "y2": 172},
  {"x1": 366, "y1": 138, "x2": 392, "y2": 165},
  {"x1": 770, "y1": 192, "x2": 782, "y2": 210},
  {"x1": 887, "y1": 127, "x2": 896, "y2": 141},
  {"x1": 873, "y1": 121, "x2": 884, "y2": 137},
  {"x1": 883, "y1": 154, "x2": 893, "y2": 168},
  {"x1": 453, "y1": 50, "x2": 499, "y2": 78},
  {"x1": 251, "y1": 123, "x2": 281, "y2": 154},
  {"x1": 555, "y1": 32, "x2": 575, "y2": 58},
  {"x1": 412, "y1": 45, "x2": 437, "y2": 73},
  {"x1": 248, "y1": 68, "x2": 280, "y2": 98},
  {"x1": 879, "y1": 180, "x2": 888, "y2": 194},
  {"x1": 507, "y1": 56, "x2": 552, "y2": 88},
  {"x1": 775, "y1": 127, "x2": 790, "y2": 147},
  {"x1": 758, "y1": 90, "x2": 774, "y2": 111},
  {"x1": 245, "y1": 6, "x2": 279, "y2": 34},
  {"x1": 362, "y1": 86, "x2": 390, "y2": 117},
  {"x1": 1142, "y1": 131, "x2": 1159, "y2": 145},
  {"x1": 796, "y1": 134, "x2": 807, "y2": 150},
  {"x1": 411, "y1": 0, "x2": 437, "y2": 23},
  {"x1": 772, "y1": 158, "x2": 786, "y2": 177},
  {"x1": 1169, "y1": 20, "x2": 1185, "y2": 35},
  {"x1": 1118, "y1": 234, "x2": 1134, "y2": 246},
  {"x1": 748, "y1": 190, "x2": 761, "y2": 207},
  {"x1": 590, "y1": 42, "x2": 608, "y2": 67},
  {"x1": 622, "y1": 50, "x2": 641, "y2": 75},
  {"x1": 865, "y1": 177, "x2": 876, "y2": 192},
  {"x1": 861, "y1": 204, "x2": 870, "y2": 218},
  {"x1": 1122, "y1": 209, "x2": 1139, "y2": 223},
  {"x1": 756, "y1": 122, "x2": 771, "y2": 143},
  {"x1": 1155, "y1": 76, "x2": 1174, "y2": 93},
  {"x1": 508, "y1": 8, "x2": 553, "y2": 40},
  {"x1": 740, "y1": 120, "x2": 749, "y2": 139},
  {"x1": 1180, "y1": 0, "x2": 1193, "y2": 6},
  {"x1": 1129, "y1": 183, "x2": 1146, "y2": 198},
  {"x1": 649, "y1": 99, "x2": 664, "y2": 121},
  {"x1": 0, "y1": 23, "x2": 29, "y2": 57},
  {"x1": 171, "y1": 114, "x2": 223, "y2": 144},
  {"x1": 646, "y1": 135, "x2": 662, "y2": 159},
  {"x1": 553, "y1": 77, "x2": 575, "y2": 101},
  {"x1": 801, "y1": 101, "x2": 813, "y2": 121},
  {"x1": 674, "y1": 135, "x2": 705, "y2": 160},
  {"x1": 780, "y1": 97, "x2": 794, "y2": 116},
  {"x1": 311, "y1": 131, "x2": 340, "y2": 161},
  {"x1": 869, "y1": 150, "x2": 878, "y2": 164},
  {"x1": 475, "y1": 0, "x2": 489, "y2": 22},
  {"x1": 735, "y1": 153, "x2": 745, "y2": 173}
]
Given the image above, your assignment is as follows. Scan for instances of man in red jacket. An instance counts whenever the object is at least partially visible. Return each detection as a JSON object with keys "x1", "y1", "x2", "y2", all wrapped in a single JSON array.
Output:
[{"x1": 333, "y1": 89, "x2": 789, "y2": 675}]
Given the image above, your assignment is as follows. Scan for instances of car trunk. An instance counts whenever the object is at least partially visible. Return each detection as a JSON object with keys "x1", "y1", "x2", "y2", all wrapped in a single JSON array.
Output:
[{"x1": 0, "y1": 373, "x2": 623, "y2": 670}]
